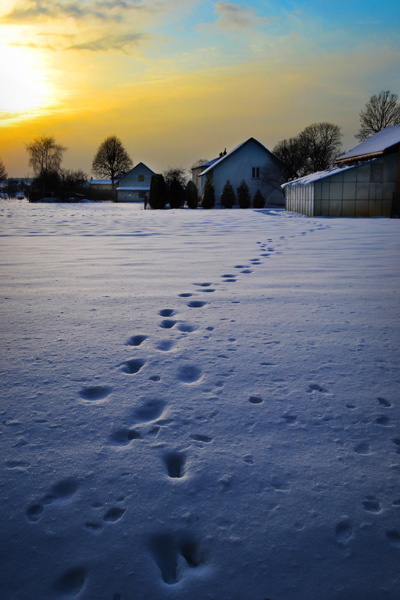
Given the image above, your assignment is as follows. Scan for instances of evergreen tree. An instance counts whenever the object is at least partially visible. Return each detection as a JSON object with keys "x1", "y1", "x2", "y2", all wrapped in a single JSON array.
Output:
[
  {"x1": 169, "y1": 178, "x2": 185, "y2": 208},
  {"x1": 149, "y1": 174, "x2": 168, "y2": 209},
  {"x1": 201, "y1": 178, "x2": 215, "y2": 209},
  {"x1": 237, "y1": 180, "x2": 251, "y2": 208},
  {"x1": 221, "y1": 180, "x2": 236, "y2": 208},
  {"x1": 253, "y1": 189, "x2": 266, "y2": 208},
  {"x1": 185, "y1": 180, "x2": 198, "y2": 209}
]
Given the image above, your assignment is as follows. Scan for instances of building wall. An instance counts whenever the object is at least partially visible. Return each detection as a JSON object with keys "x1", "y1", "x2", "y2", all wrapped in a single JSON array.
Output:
[
  {"x1": 201, "y1": 141, "x2": 285, "y2": 206},
  {"x1": 116, "y1": 163, "x2": 153, "y2": 203},
  {"x1": 117, "y1": 190, "x2": 147, "y2": 202},
  {"x1": 285, "y1": 152, "x2": 398, "y2": 217}
]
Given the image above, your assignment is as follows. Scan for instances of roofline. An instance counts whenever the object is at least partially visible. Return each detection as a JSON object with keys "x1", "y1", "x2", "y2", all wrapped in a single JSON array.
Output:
[
  {"x1": 199, "y1": 137, "x2": 282, "y2": 177},
  {"x1": 337, "y1": 150, "x2": 388, "y2": 164}
]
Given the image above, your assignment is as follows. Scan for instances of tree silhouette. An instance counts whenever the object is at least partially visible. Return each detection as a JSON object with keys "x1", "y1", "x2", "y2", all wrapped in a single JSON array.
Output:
[
  {"x1": 356, "y1": 90, "x2": 400, "y2": 141},
  {"x1": 92, "y1": 136, "x2": 132, "y2": 197}
]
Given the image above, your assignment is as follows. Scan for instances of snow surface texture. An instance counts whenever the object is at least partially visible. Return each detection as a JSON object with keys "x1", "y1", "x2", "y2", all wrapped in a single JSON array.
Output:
[{"x1": 1, "y1": 201, "x2": 399, "y2": 600}]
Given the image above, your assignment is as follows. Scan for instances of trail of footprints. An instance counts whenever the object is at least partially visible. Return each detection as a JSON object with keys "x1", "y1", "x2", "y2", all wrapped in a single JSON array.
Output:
[{"x1": 26, "y1": 231, "x2": 399, "y2": 593}]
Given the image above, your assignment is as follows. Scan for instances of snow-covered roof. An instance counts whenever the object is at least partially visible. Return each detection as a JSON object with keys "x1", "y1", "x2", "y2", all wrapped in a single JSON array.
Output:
[
  {"x1": 89, "y1": 179, "x2": 112, "y2": 185},
  {"x1": 117, "y1": 186, "x2": 150, "y2": 191},
  {"x1": 281, "y1": 164, "x2": 355, "y2": 188},
  {"x1": 337, "y1": 124, "x2": 400, "y2": 163},
  {"x1": 199, "y1": 137, "x2": 278, "y2": 177}
]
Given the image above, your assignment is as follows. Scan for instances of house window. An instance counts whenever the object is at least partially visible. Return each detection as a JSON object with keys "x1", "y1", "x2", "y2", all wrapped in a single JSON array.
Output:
[
  {"x1": 252, "y1": 167, "x2": 260, "y2": 179},
  {"x1": 138, "y1": 175, "x2": 145, "y2": 182}
]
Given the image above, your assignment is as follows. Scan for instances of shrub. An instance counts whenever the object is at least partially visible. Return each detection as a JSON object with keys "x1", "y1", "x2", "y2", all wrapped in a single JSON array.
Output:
[
  {"x1": 237, "y1": 180, "x2": 251, "y2": 208},
  {"x1": 169, "y1": 178, "x2": 185, "y2": 208},
  {"x1": 201, "y1": 178, "x2": 215, "y2": 209},
  {"x1": 149, "y1": 174, "x2": 168, "y2": 209},
  {"x1": 253, "y1": 189, "x2": 266, "y2": 208},
  {"x1": 221, "y1": 180, "x2": 236, "y2": 208},
  {"x1": 185, "y1": 180, "x2": 198, "y2": 209}
]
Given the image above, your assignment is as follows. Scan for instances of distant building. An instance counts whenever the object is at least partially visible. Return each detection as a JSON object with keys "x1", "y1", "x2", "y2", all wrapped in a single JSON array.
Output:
[
  {"x1": 193, "y1": 138, "x2": 286, "y2": 206},
  {"x1": 283, "y1": 125, "x2": 400, "y2": 217},
  {"x1": 116, "y1": 163, "x2": 155, "y2": 202}
]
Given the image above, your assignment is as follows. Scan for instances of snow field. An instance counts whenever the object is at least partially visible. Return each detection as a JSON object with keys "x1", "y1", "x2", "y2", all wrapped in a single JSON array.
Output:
[{"x1": 0, "y1": 201, "x2": 399, "y2": 600}]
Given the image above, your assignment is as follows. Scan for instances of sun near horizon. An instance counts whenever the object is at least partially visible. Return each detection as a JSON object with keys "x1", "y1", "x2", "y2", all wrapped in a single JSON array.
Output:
[{"x1": 1, "y1": 0, "x2": 400, "y2": 177}]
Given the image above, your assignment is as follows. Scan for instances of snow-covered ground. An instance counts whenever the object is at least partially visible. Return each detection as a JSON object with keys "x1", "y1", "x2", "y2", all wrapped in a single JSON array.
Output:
[{"x1": 1, "y1": 201, "x2": 399, "y2": 600}]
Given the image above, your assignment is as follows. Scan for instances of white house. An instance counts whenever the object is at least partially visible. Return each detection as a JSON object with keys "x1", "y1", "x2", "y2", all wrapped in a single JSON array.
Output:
[
  {"x1": 194, "y1": 138, "x2": 285, "y2": 206},
  {"x1": 116, "y1": 163, "x2": 155, "y2": 202}
]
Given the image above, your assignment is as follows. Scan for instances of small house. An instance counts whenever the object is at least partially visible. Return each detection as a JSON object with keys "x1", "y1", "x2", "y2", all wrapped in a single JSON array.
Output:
[
  {"x1": 194, "y1": 138, "x2": 286, "y2": 206},
  {"x1": 116, "y1": 163, "x2": 155, "y2": 202}
]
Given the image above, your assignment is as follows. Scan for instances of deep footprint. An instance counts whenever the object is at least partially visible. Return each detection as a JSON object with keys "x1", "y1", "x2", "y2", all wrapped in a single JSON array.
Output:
[
  {"x1": 160, "y1": 319, "x2": 177, "y2": 329},
  {"x1": 159, "y1": 309, "x2": 176, "y2": 317},
  {"x1": 109, "y1": 428, "x2": 142, "y2": 445},
  {"x1": 132, "y1": 398, "x2": 166, "y2": 423},
  {"x1": 79, "y1": 386, "x2": 112, "y2": 401},
  {"x1": 177, "y1": 364, "x2": 202, "y2": 383},
  {"x1": 149, "y1": 532, "x2": 206, "y2": 585},
  {"x1": 164, "y1": 451, "x2": 186, "y2": 478},
  {"x1": 187, "y1": 300, "x2": 207, "y2": 308},
  {"x1": 120, "y1": 359, "x2": 145, "y2": 374},
  {"x1": 53, "y1": 568, "x2": 87, "y2": 597},
  {"x1": 126, "y1": 334, "x2": 147, "y2": 347}
]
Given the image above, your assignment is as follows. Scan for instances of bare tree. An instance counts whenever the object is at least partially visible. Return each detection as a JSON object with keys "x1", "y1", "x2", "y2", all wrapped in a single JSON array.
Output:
[
  {"x1": 356, "y1": 90, "x2": 400, "y2": 141},
  {"x1": 26, "y1": 136, "x2": 66, "y2": 177},
  {"x1": 272, "y1": 138, "x2": 304, "y2": 180},
  {"x1": 0, "y1": 158, "x2": 7, "y2": 181},
  {"x1": 92, "y1": 136, "x2": 133, "y2": 195},
  {"x1": 299, "y1": 122, "x2": 342, "y2": 173},
  {"x1": 163, "y1": 167, "x2": 189, "y2": 186}
]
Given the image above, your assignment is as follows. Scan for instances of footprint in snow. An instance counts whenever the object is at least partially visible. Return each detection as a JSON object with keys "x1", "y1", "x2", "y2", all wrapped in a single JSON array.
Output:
[
  {"x1": 177, "y1": 322, "x2": 197, "y2": 333},
  {"x1": 103, "y1": 507, "x2": 126, "y2": 523},
  {"x1": 120, "y1": 358, "x2": 145, "y2": 374},
  {"x1": 164, "y1": 451, "x2": 186, "y2": 478},
  {"x1": 335, "y1": 520, "x2": 353, "y2": 546},
  {"x1": 187, "y1": 300, "x2": 207, "y2": 308},
  {"x1": 378, "y1": 397, "x2": 392, "y2": 407},
  {"x1": 27, "y1": 477, "x2": 80, "y2": 523},
  {"x1": 126, "y1": 334, "x2": 147, "y2": 347},
  {"x1": 308, "y1": 383, "x2": 329, "y2": 393},
  {"x1": 362, "y1": 496, "x2": 382, "y2": 513},
  {"x1": 386, "y1": 530, "x2": 400, "y2": 548},
  {"x1": 52, "y1": 567, "x2": 87, "y2": 598},
  {"x1": 177, "y1": 364, "x2": 202, "y2": 384},
  {"x1": 354, "y1": 441, "x2": 372, "y2": 455},
  {"x1": 157, "y1": 339, "x2": 175, "y2": 352},
  {"x1": 248, "y1": 395, "x2": 263, "y2": 404},
  {"x1": 160, "y1": 319, "x2": 177, "y2": 329},
  {"x1": 159, "y1": 308, "x2": 176, "y2": 317},
  {"x1": 149, "y1": 531, "x2": 208, "y2": 585},
  {"x1": 79, "y1": 385, "x2": 112, "y2": 402}
]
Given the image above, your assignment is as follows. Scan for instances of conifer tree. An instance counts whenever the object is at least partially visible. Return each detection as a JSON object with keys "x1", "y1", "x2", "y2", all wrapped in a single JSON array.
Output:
[
  {"x1": 149, "y1": 174, "x2": 168, "y2": 209},
  {"x1": 221, "y1": 180, "x2": 236, "y2": 208},
  {"x1": 237, "y1": 180, "x2": 251, "y2": 208},
  {"x1": 185, "y1": 180, "x2": 198, "y2": 209},
  {"x1": 201, "y1": 178, "x2": 215, "y2": 209},
  {"x1": 253, "y1": 189, "x2": 266, "y2": 208}
]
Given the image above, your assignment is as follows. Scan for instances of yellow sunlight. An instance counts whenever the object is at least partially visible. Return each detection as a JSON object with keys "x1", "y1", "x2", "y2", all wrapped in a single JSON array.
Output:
[{"x1": 0, "y1": 44, "x2": 55, "y2": 117}]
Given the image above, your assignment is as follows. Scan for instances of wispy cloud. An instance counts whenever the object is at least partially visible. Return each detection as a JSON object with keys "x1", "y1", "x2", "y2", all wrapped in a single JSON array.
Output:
[
  {"x1": 68, "y1": 33, "x2": 149, "y2": 53},
  {"x1": 214, "y1": 1, "x2": 272, "y2": 31}
]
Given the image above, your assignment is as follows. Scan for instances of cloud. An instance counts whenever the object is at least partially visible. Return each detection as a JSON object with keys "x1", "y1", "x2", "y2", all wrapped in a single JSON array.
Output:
[
  {"x1": 214, "y1": 1, "x2": 271, "y2": 31},
  {"x1": 68, "y1": 33, "x2": 149, "y2": 53},
  {"x1": 0, "y1": 0, "x2": 150, "y2": 23}
]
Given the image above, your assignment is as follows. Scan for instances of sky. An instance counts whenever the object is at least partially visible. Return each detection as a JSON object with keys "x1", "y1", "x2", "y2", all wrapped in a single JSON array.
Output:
[{"x1": 0, "y1": 0, "x2": 399, "y2": 177}]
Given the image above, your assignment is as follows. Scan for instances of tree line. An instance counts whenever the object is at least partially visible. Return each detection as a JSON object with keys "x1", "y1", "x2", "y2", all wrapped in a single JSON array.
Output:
[{"x1": 0, "y1": 90, "x2": 399, "y2": 202}]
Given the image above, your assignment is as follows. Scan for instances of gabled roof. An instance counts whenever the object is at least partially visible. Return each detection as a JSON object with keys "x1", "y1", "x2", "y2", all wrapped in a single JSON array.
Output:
[
  {"x1": 121, "y1": 162, "x2": 155, "y2": 177},
  {"x1": 337, "y1": 124, "x2": 400, "y2": 164},
  {"x1": 199, "y1": 137, "x2": 280, "y2": 177}
]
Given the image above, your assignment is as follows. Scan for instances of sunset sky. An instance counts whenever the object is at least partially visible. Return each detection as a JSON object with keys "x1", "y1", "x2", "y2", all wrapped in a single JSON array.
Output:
[{"x1": 1, "y1": 0, "x2": 399, "y2": 177}]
